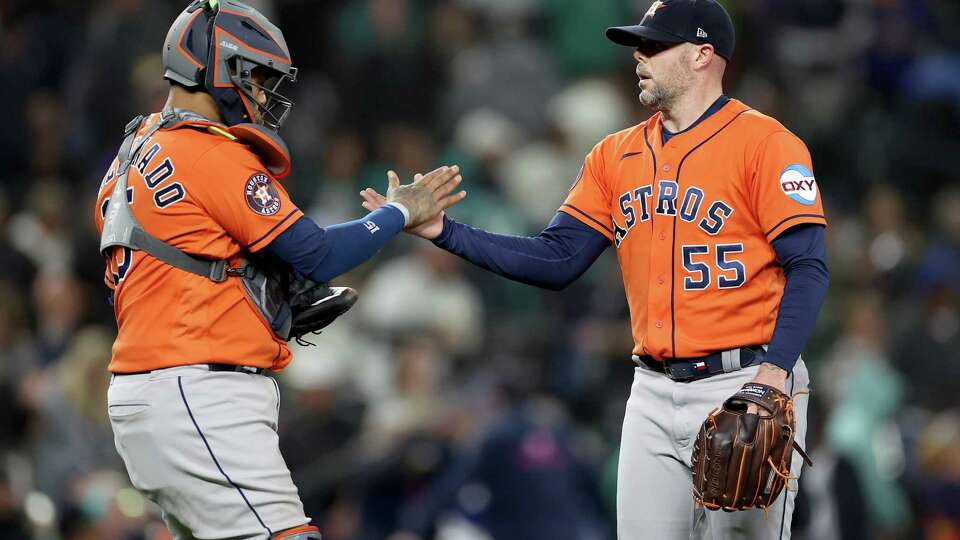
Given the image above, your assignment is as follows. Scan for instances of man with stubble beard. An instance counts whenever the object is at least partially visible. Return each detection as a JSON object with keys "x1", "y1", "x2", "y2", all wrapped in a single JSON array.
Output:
[{"x1": 363, "y1": 1, "x2": 829, "y2": 538}]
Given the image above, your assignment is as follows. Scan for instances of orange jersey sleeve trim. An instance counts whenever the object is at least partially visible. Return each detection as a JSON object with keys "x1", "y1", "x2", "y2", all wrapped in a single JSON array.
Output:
[
  {"x1": 246, "y1": 207, "x2": 303, "y2": 252},
  {"x1": 764, "y1": 213, "x2": 827, "y2": 241},
  {"x1": 559, "y1": 204, "x2": 615, "y2": 241}
]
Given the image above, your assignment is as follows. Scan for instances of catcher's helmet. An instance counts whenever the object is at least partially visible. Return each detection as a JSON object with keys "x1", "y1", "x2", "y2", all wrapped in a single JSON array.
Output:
[{"x1": 162, "y1": 0, "x2": 297, "y2": 130}]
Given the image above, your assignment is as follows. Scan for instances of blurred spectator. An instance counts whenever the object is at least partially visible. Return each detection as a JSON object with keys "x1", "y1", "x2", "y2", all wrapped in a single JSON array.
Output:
[
  {"x1": 795, "y1": 397, "x2": 869, "y2": 540},
  {"x1": 8, "y1": 179, "x2": 75, "y2": 276},
  {"x1": 307, "y1": 130, "x2": 371, "y2": 226},
  {"x1": 360, "y1": 243, "x2": 485, "y2": 356},
  {"x1": 0, "y1": 470, "x2": 29, "y2": 539},
  {"x1": 821, "y1": 292, "x2": 913, "y2": 536},
  {"x1": 0, "y1": 192, "x2": 37, "y2": 293},
  {"x1": 916, "y1": 410, "x2": 960, "y2": 540},
  {"x1": 440, "y1": 13, "x2": 560, "y2": 137},
  {"x1": 23, "y1": 327, "x2": 118, "y2": 498},
  {"x1": 64, "y1": 0, "x2": 176, "y2": 165},
  {"x1": 31, "y1": 272, "x2": 86, "y2": 365},
  {"x1": 455, "y1": 394, "x2": 609, "y2": 540},
  {"x1": 335, "y1": 0, "x2": 443, "y2": 137},
  {"x1": 0, "y1": 281, "x2": 39, "y2": 386}
]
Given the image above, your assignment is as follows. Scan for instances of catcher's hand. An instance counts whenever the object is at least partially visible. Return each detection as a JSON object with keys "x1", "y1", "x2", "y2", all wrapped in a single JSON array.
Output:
[
  {"x1": 692, "y1": 383, "x2": 812, "y2": 512},
  {"x1": 287, "y1": 278, "x2": 358, "y2": 344}
]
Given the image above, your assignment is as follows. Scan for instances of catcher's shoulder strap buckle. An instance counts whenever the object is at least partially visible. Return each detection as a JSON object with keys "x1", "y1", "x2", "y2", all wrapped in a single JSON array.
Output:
[
  {"x1": 123, "y1": 115, "x2": 145, "y2": 137},
  {"x1": 209, "y1": 260, "x2": 228, "y2": 282}
]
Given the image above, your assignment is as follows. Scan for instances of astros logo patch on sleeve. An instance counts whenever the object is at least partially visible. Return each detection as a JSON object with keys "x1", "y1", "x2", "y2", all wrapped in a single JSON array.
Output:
[
  {"x1": 779, "y1": 164, "x2": 817, "y2": 206},
  {"x1": 244, "y1": 173, "x2": 281, "y2": 216}
]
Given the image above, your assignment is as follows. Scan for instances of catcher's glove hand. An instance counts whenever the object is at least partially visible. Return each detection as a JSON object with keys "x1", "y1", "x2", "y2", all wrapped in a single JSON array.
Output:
[
  {"x1": 692, "y1": 383, "x2": 812, "y2": 512},
  {"x1": 287, "y1": 278, "x2": 358, "y2": 344}
]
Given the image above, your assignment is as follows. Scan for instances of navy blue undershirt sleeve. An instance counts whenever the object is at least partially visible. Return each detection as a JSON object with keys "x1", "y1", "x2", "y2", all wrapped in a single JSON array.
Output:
[
  {"x1": 265, "y1": 206, "x2": 405, "y2": 283},
  {"x1": 765, "y1": 224, "x2": 830, "y2": 372},
  {"x1": 431, "y1": 211, "x2": 610, "y2": 290}
]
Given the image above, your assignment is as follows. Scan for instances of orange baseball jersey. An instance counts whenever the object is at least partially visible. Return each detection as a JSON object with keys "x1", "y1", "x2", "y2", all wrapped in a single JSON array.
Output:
[
  {"x1": 94, "y1": 113, "x2": 302, "y2": 373},
  {"x1": 559, "y1": 98, "x2": 826, "y2": 360}
]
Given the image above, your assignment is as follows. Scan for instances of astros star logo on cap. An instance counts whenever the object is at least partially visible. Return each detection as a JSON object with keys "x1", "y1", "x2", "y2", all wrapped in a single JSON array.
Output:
[{"x1": 645, "y1": 1, "x2": 668, "y2": 18}]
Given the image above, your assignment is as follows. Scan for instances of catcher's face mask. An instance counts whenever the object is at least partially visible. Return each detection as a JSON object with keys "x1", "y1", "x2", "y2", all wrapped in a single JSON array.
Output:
[{"x1": 227, "y1": 57, "x2": 298, "y2": 131}]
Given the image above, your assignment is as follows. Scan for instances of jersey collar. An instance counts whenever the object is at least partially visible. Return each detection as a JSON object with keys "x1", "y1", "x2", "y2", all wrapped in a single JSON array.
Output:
[{"x1": 648, "y1": 97, "x2": 749, "y2": 151}]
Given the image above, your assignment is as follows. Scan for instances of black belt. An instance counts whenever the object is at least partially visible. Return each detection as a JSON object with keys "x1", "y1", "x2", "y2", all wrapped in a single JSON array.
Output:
[
  {"x1": 635, "y1": 347, "x2": 763, "y2": 382},
  {"x1": 115, "y1": 364, "x2": 266, "y2": 376}
]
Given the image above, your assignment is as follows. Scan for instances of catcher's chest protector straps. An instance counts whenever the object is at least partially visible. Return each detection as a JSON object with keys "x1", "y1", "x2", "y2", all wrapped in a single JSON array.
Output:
[{"x1": 99, "y1": 110, "x2": 293, "y2": 340}]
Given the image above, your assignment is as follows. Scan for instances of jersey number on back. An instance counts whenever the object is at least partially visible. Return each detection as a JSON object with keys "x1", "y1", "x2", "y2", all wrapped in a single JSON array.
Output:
[{"x1": 110, "y1": 247, "x2": 134, "y2": 285}]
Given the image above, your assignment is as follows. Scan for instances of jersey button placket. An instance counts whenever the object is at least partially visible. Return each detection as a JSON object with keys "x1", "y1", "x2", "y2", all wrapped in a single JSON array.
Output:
[
  {"x1": 648, "y1": 149, "x2": 675, "y2": 356},
  {"x1": 648, "y1": 219, "x2": 672, "y2": 352}
]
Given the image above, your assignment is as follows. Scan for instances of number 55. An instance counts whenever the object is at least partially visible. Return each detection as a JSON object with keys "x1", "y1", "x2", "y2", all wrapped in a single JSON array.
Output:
[{"x1": 682, "y1": 244, "x2": 746, "y2": 291}]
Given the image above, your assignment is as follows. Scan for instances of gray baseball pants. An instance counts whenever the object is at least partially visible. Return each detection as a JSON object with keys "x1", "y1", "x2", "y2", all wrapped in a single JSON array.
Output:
[
  {"x1": 617, "y1": 358, "x2": 810, "y2": 540},
  {"x1": 107, "y1": 365, "x2": 311, "y2": 539}
]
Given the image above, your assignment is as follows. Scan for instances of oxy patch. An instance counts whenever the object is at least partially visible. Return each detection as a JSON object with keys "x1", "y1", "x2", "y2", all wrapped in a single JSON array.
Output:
[{"x1": 779, "y1": 164, "x2": 817, "y2": 206}]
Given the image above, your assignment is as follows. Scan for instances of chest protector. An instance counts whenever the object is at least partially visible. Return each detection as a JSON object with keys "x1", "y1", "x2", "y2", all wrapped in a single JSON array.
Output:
[{"x1": 99, "y1": 109, "x2": 296, "y2": 340}]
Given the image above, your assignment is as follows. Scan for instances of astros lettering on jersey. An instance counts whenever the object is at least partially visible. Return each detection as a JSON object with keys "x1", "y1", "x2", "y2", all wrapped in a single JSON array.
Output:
[
  {"x1": 560, "y1": 99, "x2": 827, "y2": 360},
  {"x1": 94, "y1": 113, "x2": 303, "y2": 373}
]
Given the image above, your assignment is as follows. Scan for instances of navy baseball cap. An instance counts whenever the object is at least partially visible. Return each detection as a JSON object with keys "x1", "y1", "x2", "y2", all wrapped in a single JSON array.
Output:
[{"x1": 606, "y1": 0, "x2": 735, "y2": 61}]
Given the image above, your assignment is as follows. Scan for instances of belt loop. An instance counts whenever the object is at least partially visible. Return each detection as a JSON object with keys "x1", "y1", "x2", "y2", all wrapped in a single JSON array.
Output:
[{"x1": 721, "y1": 349, "x2": 742, "y2": 373}]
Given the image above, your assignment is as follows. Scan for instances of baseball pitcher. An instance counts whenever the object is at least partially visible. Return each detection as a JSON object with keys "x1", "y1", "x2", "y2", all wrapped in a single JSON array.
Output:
[{"x1": 361, "y1": 1, "x2": 829, "y2": 538}]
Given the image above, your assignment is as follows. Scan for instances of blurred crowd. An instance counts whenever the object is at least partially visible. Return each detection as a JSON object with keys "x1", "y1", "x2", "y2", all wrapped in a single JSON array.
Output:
[{"x1": 1, "y1": 0, "x2": 959, "y2": 538}]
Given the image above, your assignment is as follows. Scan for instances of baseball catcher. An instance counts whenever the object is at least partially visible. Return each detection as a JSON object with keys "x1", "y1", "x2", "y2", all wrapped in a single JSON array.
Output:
[{"x1": 96, "y1": 0, "x2": 464, "y2": 538}]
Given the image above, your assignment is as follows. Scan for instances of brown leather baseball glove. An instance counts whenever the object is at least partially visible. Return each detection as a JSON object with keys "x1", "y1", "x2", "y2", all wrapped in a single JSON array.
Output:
[{"x1": 692, "y1": 383, "x2": 813, "y2": 512}]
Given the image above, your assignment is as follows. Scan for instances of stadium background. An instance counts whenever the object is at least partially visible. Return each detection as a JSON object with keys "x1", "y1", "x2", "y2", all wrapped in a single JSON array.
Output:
[{"x1": 1, "y1": 0, "x2": 959, "y2": 538}]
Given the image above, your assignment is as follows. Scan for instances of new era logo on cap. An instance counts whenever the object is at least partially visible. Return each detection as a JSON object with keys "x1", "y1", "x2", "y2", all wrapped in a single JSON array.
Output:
[{"x1": 697, "y1": 27, "x2": 708, "y2": 38}]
